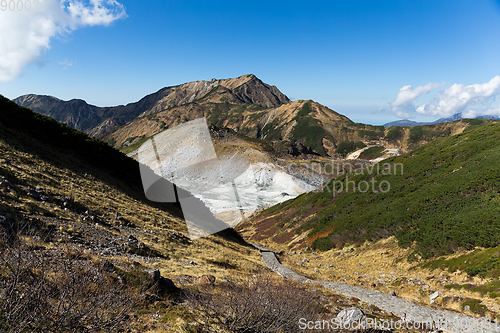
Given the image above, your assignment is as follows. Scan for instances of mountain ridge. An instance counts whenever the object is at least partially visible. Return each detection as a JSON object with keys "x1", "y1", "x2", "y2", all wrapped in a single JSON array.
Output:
[
  {"x1": 14, "y1": 75, "x2": 489, "y2": 160},
  {"x1": 14, "y1": 74, "x2": 290, "y2": 138}
]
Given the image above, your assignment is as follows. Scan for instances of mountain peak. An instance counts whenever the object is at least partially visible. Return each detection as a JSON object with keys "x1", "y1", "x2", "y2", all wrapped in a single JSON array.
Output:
[{"x1": 14, "y1": 75, "x2": 290, "y2": 136}]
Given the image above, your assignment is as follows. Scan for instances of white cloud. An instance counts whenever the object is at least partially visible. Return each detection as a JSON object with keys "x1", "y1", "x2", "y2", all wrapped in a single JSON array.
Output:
[
  {"x1": 462, "y1": 105, "x2": 500, "y2": 119},
  {"x1": 416, "y1": 76, "x2": 500, "y2": 118},
  {"x1": 390, "y1": 82, "x2": 443, "y2": 118},
  {"x1": 0, "y1": 0, "x2": 126, "y2": 82},
  {"x1": 65, "y1": 0, "x2": 126, "y2": 26},
  {"x1": 59, "y1": 58, "x2": 74, "y2": 69}
]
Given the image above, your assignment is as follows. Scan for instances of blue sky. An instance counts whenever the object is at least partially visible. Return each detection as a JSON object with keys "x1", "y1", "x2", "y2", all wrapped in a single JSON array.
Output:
[{"x1": 1, "y1": 0, "x2": 500, "y2": 125}]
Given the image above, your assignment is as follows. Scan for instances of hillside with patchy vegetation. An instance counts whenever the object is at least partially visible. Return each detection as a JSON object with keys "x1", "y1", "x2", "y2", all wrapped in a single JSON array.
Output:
[
  {"x1": 239, "y1": 121, "x2": 500, "y2": 259},
  {"x1": 1, "y1": 95, "x2": 410, "y2": 332},
  {"x1": 14, "y1": 75, "x2": 482, "y2": 161}
]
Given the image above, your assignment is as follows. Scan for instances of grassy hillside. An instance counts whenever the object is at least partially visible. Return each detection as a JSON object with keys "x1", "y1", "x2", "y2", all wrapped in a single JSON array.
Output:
[
  {"x1": 0, "y1": 95, "x2": 408, "y2": 332},
  {"x1": 0, "y1": 94, "x2": 266, "y2": 271},
  {"x1": 0, "y1": 95, "x2": 275, "y2": 330},
  {"x1": 240, "y1": 122, "x2": 500, "y2": 259}
]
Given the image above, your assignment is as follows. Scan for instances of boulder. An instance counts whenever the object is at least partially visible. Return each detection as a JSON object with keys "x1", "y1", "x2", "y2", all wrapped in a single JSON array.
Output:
[
  {"x1": 198, "y1": 275, "x2": 216, "y2": 285},
  {"x1": 160, "y1": 276, "x2": 177, "y2": 289},
  {"x1": 429, "y1": 291, "x2": 440, "y2": 304},
  {"x1": 336, "y1": 307, "x2": 366, "y2": 328},
  {"x1": 144, "y1": 269, "x2": 161, "y2": 282}
]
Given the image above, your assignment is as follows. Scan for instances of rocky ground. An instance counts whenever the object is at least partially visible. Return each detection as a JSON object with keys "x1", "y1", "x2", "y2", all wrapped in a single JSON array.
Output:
[{"x1": 255, "y1": 243, "x2": 499, "y2": 333}]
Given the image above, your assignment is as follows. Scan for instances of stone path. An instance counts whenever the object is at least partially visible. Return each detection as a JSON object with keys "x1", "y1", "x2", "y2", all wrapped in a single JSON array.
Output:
[{"x1": 251, "y1": 243, "x2": 500, "y2": 333}]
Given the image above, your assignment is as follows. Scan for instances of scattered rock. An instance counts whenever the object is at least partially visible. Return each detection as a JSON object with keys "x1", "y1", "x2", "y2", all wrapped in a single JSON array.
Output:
[
  {"x1": 219, "y1": 279, "x2": 236, "y2": 288},
  {"x1": 198, "y1": 275, "x2": 216, "y2": 285},
  {"x1": 464, "y1": 305, "x2": 470, "y2": 311},
  {"x1": 390, "y1": 291, "x2": 397, "y2": 296},
  {"x1": 337, "y1": 307, "x2": 366, "y2": 327},
  {"x1": 144, "y1": 269, "x2": 161, "y2": 282},
  {"x1": 102, "y1": 260, "x2": 115, "y2": 272},
  {"x1": 429, "y1": 291, "x2": 440, "y2": 304}
]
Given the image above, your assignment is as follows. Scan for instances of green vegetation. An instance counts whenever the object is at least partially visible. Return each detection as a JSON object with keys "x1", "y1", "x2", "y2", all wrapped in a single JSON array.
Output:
[
  {"x1": 120, "y1": 136, "x2": 150, "y2": 155},
  {"x1": 357, "y1": 129, "x2": 384, "y2": 140},
  {"x1": 445, "y1": 280, "x2": 500, "y2": 298},
  {"x1": 261, "y1": 118, "x2": 282, "y2": 141},
  {"x1": 358, "y1": 146, "x2": 385, "y2": 160},
  {"x1": 409, "y1": 126, "x2": 423, "y2": 142},
  {"x1": 463, "y1": 118, "x2": 484, "y2": 126},
  {"x1": 423, "y1": 246, "x2": 500, "y2": 278},
  {"x1": 290, "y1": 101, "x2": 329, "y2": 155},
  {"x1": 311, "y1": 237, "x2": 335, "y2": 251},
  {"x1": 409, "y1": 125, "x2": 453, "y2": 143},
  {"x1": 460, "y1": 299, "x2": 488, "y2": 315},
  {"x1": 386, "y1": 127, "x2": 403, "y2": 141},
  {"x1": 271, "y1": 122, "x2": 500, "y2": 259},
  {"x1": 336, "y1": 140, "x2": 366, "y2": 157},
  {"x1": 208, "y1": 102, "x2": 231, "y2": 127}
]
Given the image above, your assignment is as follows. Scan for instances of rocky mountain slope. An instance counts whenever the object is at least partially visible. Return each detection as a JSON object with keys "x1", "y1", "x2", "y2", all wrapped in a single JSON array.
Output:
[
  {"x1": 15, "y1": 74, "x2": 477, "y2": 161},
  {"x1": 108, "y1": 94, "x2": 486, "y2": 160},
  {"x1": 14, "y1": 74, "x2": 289, "y2": 138}
]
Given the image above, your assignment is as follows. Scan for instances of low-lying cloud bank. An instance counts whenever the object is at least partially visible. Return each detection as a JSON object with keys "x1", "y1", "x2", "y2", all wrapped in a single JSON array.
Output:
[{"x1": 388, "y1": 76, "x2": 500, "y2": 119}]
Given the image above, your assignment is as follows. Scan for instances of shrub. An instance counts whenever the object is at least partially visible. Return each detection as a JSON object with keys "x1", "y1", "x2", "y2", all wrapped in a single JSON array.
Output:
[
  {"x1": 336, "y1": 140, "x2": 366, "y2": 157},
  {"x1": 358, "y1": 146, "x2": 385, "y2": 160},
  {"x1": 409, "y1": 127, "x2": 423, "y2": 142},
  {"x1": 463, "y1": 118, "x2": 484, "y2": 126},
  {"x1": 0, "y1": 229, "x2": 146, "y2": 332},
  {"x1": 357, "y1": 129, "x2": 383, "y2": 139},
  {"x1": 312, "y1": 237, "x2": 335, "y2": 251},
  {"x1": 185, "y1": 274, "x2": 325, "y2": 333},
  {"x1": 461, "y1": 299, "x2": 487, "y2": 316},
  {"x1": 386, "y1": 127, "x2": 402, "y2": 141}
]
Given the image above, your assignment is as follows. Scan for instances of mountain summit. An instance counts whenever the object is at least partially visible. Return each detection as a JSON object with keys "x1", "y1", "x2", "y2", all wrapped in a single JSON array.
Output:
[{"x1": 14, "y1": 74, "x2": 290, "y2": 137}]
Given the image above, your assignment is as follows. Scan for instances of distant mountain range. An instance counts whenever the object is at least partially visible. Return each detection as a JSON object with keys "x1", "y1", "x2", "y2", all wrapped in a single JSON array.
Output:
[{"x1": 384, "y1": 113, "x2": 500, "y2": 127}]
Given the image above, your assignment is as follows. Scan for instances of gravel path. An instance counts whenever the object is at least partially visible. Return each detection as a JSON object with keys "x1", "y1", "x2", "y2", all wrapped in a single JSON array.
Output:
[{"x1": 251, "y1": 243, "x2": 500, "y2": 333}]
